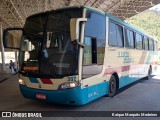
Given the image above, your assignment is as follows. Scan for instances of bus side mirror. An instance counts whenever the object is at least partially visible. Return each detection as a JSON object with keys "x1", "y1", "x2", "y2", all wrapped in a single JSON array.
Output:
[
  {"x1": 70, "y1": 18, "x2": 87, "y2": 42},
  {"x1": 3, "y1": 28, "x2": 23, "y2": 50}
]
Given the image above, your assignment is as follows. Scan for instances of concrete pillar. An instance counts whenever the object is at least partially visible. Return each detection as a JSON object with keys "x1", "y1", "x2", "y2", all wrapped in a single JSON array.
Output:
[
  {"x1": 15, "y1": 51, "x2": 18, "y2": 70},
  {"x1": 0, "y1": 25, "x2": 6, "y2": 71},
  {"x1": 13, "y1": 36, "x2": 18, "y2": 70}
]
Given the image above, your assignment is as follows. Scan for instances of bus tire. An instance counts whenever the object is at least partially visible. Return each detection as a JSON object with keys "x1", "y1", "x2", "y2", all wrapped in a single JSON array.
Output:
[
  {"x1": 146, "y1": 66, "x2": 152, "y2": 80},
  {"x1": 108, "y1": 75, "x2": 117, "y2": 97}
]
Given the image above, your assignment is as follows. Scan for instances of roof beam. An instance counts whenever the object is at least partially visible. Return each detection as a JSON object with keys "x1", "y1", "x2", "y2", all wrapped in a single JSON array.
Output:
[
  {"x1": 64, "y1": 0, "x2": 73, "y2": 6},
  {"x1": 105, "y1": 0, "x2": 122, "y2": 12},
  {"x1": 1, "y1": 0, "x2": 24, "y2": 27},
  {"x1": 0, "y1": 0, "x2": 160, "y2": 27},
  {"x1": 0, "y1": 17, "x2": 11, "y2": 28}
]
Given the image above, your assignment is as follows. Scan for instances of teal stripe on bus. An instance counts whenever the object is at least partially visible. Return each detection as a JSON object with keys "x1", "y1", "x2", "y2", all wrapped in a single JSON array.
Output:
[
  {"x1": 20, "y1": 81, "x2": 109, "y2": 105},
  {"x1": 29, "y1": 77, "x2": 39, "y2": 83}
]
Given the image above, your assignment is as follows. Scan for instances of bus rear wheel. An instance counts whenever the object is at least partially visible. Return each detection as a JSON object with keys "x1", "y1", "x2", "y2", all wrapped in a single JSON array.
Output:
[{"x1": 108, "y1": 75, "x2": 117, "y2": 97}]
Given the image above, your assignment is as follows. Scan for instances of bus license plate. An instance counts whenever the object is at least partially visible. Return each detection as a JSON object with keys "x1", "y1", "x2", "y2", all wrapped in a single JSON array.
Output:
[{"x1": 36, "y1": 94, "x2": 46, "y2": 99}]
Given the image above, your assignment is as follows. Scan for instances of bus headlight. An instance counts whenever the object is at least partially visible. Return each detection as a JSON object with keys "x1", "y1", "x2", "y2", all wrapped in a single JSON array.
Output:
[
  {"x1": 59, "y1": 82, "x2": 79, "y2": 89},
  {"x1": 19, "y1": 79, "x2": 25, "y2": 85}
]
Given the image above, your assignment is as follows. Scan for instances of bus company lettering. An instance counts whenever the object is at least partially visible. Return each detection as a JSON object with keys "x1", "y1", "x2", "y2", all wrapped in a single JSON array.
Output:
[{"x1": 117, "y1": 51, "x2": 134, "y2": 63}]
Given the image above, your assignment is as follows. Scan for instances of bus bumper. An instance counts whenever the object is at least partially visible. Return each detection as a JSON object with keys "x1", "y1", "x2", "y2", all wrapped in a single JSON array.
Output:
[{"x1": 19, "y1": 85, "x2": 87, "y2": 105}]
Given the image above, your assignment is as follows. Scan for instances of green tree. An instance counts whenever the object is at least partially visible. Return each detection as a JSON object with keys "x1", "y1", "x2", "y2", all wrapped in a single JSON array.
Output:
[{"x1": 126, "y1": 10, "x2": 160, "y2": 40}]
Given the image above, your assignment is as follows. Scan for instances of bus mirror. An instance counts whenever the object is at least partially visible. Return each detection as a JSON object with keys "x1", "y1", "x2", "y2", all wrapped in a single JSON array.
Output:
[
  {"x1": 3, "y1": 28, "x2": 23, "y2": 50},
  {"x1": 70, "y1": 18, "x2": 87, "y2": 42}
]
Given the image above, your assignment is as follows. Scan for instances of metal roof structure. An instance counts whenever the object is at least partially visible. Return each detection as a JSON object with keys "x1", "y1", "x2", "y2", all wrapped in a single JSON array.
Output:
[{"x1": 0, "y1": 0, "x2": 160, "y2": 29}]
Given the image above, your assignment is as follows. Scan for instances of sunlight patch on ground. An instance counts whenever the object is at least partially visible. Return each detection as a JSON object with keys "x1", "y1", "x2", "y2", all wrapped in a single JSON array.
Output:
[{"x1": 152, "y1": 75, "x2": 160, "y2": 80}]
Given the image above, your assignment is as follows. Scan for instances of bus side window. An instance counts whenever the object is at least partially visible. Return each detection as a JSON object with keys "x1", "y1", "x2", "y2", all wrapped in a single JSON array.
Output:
[
  {"x1": 135, "y1": 33, "x2": 143, "y2": 50},
  {"x1": 125, "y1": 28, "x2": 134, "y2": 48},
  {"x1": 108, "y1": 21, "x2": 123, "y2": 47},
  {"x1": 83, "y1": 11, "x2": 106, "y2": 78},
  {"x1": 83, "y1": 37, "x2": 97, "y2": 65},
  {"x1": 149, "y1": 39, "x2": 154, "y2": 51},
  {"x1": 143, "y1": 36, "x2": 149, "y2": 50},
  {"x1": 153, "y1": 41, "x2": 155, "y2": 51},
  {"x1": 154, "y1": 40, "x2": 157, "y2": 51},
  {"x1": 84, "y1": 37, "x2": 92, "y2": 65},
  {"x1": 154, "y1": 41, "x2": 158, "y2": 51},
  {"x1": 157, "y1": 41, "x2": 158, "y2": 51}
]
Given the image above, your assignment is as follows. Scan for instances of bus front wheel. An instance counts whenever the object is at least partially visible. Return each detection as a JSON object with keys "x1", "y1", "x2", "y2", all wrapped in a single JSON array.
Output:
[{"x1": 108, "y1": 75, "x2": 117, "y2": 97}]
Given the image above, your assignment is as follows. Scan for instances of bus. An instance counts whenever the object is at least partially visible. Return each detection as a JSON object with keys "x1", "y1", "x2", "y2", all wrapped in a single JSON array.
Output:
[{"x1": 3, "y1": 6, "x2": 158, "y2": 105}]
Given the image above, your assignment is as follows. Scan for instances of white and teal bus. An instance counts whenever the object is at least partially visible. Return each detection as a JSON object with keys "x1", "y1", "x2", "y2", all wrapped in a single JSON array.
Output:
[{"x1": 3, "y1": 6, "x2": 158, "y2": 105}]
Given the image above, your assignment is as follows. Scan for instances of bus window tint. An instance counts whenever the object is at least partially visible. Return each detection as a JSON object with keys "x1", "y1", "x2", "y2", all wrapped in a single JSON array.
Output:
[
  {"x1": 84, "y1": 37, "x2": 92, "y2": 65},
  {"x1": 85, "y1": 11, "x2": 106, "y2": 39},
  {"x1": 85, "y1": 11, "x2": 106, "y2": 66},
  {"x1": 149, "y1": 39, "x2": 154, "y2": 51},
  {"x1": 97, "y1": 39, "x2": 105, "y2": 64},
  {"x1": 154, "y1": 41, "x2": 158, "y2": 51},
  {"x1": 116, "y1": 25, "x2": 123, "y2": 47},
  {"x1": 125, "y1": 29, "x2": 134, "y2": 48},
  {"x1": 144, "y1": 36, "x2": 149, "y2": 50},
  {"x1": 108, "y1": 21, "x2": 123, "y2": 47},
  {"x1": 135, "y1": 33, "x2": 143, "y2": 50},
  {"x1": 109, "y1": 22, "x2": 117, "y2": 46},
  {"x1": 83, "y1": 11, "x2": 106, "y2": 78}
]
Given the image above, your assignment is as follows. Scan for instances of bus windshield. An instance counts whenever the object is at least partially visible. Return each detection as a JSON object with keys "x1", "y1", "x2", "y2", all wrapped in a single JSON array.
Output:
[{"x1": 20, "y1": 8, "x2": 82, "y2": 78}]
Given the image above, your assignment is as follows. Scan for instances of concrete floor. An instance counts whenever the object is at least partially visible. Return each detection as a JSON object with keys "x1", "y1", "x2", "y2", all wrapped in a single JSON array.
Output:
[{"x1": 0, "y1": 67, "x2": 160, "y2": 120}]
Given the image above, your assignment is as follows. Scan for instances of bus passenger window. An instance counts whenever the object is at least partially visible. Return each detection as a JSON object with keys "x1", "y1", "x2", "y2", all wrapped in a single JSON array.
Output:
[
  {"x1": 154, "y1": 41, "x2": 158, "y2": 51},
  {"x1": 143, "y1": 36, "x2": 149, "y2": 50},
  {"x1": 108, "y1": 21, "x2": 123, "y2": 47},
  {"x1": 109, "y1": 22, "x2": 117, "y2": 46},
  {"x1": 149, "y1": 39, "x2": 154, "y2": 51},
  {"x1": 135, "y1": 33, "x2": 143, "y2": 50},
  {"x1": 125, "y1": 29, "x2": 134, "y2": 48}
]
